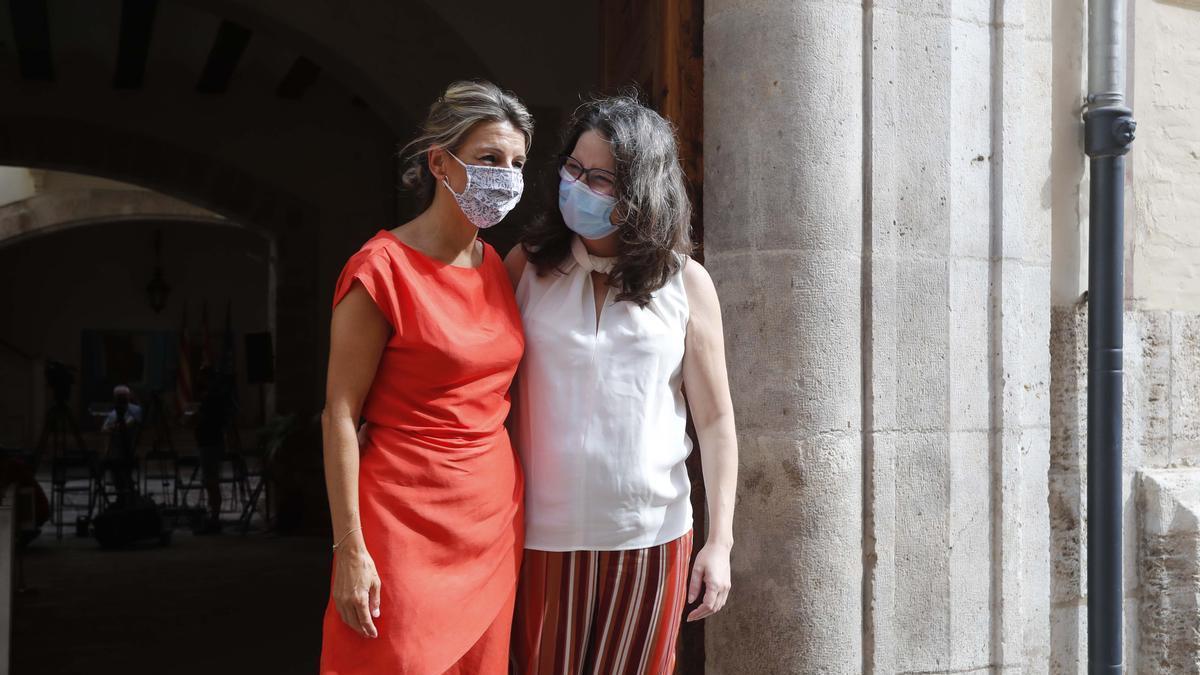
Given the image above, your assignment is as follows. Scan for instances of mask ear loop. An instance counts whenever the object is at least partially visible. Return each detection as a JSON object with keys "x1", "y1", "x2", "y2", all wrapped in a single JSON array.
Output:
[{"x1": 440, "y1": 150, "x2": 470, "y2": 197}]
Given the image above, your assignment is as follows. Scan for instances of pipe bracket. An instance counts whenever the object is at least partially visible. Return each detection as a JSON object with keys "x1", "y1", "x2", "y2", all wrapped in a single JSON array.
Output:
[{"x1": 1084, "y1": 105, "x2": 1136, "y2": 158}]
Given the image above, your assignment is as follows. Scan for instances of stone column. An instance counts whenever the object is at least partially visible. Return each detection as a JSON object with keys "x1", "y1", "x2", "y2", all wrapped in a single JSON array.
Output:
[
  {"x1": 703, "y1": 1, "x2": 864, "y2": 672},
  {"x1": 705, "y1": 0, "x2": 1054, "y2": 672},
  {"x1": 865, "y1": 0, "x2": 1052, "y2": 671}
]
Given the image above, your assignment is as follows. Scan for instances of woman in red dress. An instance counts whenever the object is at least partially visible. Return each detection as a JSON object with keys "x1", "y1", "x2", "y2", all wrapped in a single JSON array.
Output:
[{"x1": 319, "y1": 80, "x2": 532, "y2": 674}]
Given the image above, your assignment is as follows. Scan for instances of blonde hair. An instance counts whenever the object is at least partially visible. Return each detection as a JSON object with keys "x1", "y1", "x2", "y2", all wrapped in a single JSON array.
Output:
[{"x1": 399, "y1": 80, "x2": 534, "y2": 211}]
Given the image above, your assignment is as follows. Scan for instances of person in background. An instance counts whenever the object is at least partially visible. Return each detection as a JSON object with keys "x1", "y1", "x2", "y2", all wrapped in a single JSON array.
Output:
[
  {"x1": 101, "y1": 384, "x2": 143, "y2": 435},
  {"x1": 102, "y1": 384, "x2": 143, "y2": 501},
  {"x1": 193, "y1": 364, "x2": 236, "y2": 534}
]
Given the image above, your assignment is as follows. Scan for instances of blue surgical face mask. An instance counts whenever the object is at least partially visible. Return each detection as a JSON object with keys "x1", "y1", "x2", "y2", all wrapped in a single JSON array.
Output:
[{"x1": 559, "y1": 168, "x2": 618, "y2": 239}]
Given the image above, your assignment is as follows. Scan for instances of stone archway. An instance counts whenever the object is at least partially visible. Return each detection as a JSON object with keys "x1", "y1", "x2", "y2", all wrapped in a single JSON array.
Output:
[
  {"x1": 0, "y1": 118, "x2": 319, "y2": 412},
  {"x1": 0, "y1": 175, "x2": 228, "y2": 247},
  {"x1": 0, "y1": 193, "x2": 278, "y2": 450}
]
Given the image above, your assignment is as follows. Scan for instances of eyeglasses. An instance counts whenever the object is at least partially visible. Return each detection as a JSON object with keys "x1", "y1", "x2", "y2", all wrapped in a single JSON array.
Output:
[{"x1": 559, "y1": 155, "x2": 617, "y2": 196}]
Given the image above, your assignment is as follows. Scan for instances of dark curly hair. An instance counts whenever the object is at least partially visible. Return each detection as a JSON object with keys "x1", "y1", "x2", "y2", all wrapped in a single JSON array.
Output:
[{"x1": 521, "y1": 95, "x2": 692, "y2": 306}]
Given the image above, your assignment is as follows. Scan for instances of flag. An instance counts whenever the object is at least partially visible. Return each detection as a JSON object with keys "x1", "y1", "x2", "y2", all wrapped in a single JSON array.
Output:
[
  {"x1": 219, "y1": 299, "x2": 237, "y2": 384},
  {"x1": 200, "y1": 300, "x2": 214, "y2": 370},
  {"x1": 219, "y1": 299, "x2": 240, "y2": 448}
]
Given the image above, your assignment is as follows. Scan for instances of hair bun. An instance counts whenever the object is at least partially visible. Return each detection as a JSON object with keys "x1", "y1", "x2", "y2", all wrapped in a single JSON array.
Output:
[{"x1": 400, "y1": 158, "x2": 427, "y2": 191}]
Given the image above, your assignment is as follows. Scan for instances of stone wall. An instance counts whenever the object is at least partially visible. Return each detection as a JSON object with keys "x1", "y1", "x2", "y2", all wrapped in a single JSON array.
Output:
[
  {"x1": 1138, "y1": 468, "x2": 1200, "y2": 673},
  {"x1": 704, "y1": 0, "x2": 864, "y2": 669},
  {"x1": 864, "y1": 0, "x2": 1053, "y2": 670},
  {"x1": 1130, "y1": 0, "x2": 1200, "y2": 312},
  {"x1": 1047, "y1": 0, "x2": 1200, "y2": 672},
  {"x1": 704, "y1": 0, "x2": 1053, "y2": 671},
  {"x1": 1051, "y1": 304, "x2": 1200, "y2": 672},
  {"x1": 1048, "y1": 305, "x2": 1090, "y2": 673}
]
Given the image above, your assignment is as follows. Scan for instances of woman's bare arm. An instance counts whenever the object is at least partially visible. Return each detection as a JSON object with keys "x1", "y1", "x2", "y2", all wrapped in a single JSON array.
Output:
[
  {"x1": 323, "y1": 281, "x2": 390, "y2": 638},
  {"x1": 501, "y1": 245, "x2": 526, "y2": 436},
  {"x1": 503, "y1": 244, "x2": 527, "y2": 291},
  {"x1": 681, "y1": 259, "x2": 738, "y2": 622}
]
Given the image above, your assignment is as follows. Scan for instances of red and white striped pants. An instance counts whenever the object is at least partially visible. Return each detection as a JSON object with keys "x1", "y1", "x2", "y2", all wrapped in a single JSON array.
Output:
[{"x1": 511, "y1": 530, "x2": 693, "y2": 675}]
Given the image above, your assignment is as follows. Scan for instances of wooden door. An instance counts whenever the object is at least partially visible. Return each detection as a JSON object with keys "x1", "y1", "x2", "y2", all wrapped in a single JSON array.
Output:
[
  {"x1": 600, "y1": 2, "x2": 706, "y2": 672},
  {"x1": 600, "y1": 0, "x2": 704, "y2": 258}
]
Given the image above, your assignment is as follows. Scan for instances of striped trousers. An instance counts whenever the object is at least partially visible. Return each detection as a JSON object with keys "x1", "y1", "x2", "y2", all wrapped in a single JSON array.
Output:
[{"x1": 511, "y1": 531, "x2": 693, "y2": 675}]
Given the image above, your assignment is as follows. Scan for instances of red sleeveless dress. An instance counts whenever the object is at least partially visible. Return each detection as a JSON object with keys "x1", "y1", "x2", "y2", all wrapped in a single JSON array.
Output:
[{"x1": 320, "y1": 230, "x2": 525, "y2": 674}]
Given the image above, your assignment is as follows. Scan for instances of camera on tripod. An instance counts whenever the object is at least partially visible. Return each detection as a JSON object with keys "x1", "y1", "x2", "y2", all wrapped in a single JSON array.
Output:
[{"x1": 44, "y1": 359, "x2": 75, "y2": 406}]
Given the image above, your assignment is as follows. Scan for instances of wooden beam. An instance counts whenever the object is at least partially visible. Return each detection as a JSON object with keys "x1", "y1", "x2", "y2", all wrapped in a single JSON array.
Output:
[
  {"x1": 113, "y1": 0, "x2": 157, "y2": 90},
  {"x1": 9, "y1": 0, "x2": 53, "y2": 81},
  {"x1": 275, "y1": 56, "x2": 320, "y2": 100},
  {"x1": 196, "y1": 20, "x2": 251, "y2": 94}
]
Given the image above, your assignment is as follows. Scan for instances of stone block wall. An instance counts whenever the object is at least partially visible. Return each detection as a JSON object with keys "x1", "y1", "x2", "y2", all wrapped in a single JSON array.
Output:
[
  {"x1": 1047, "y1": 0, "x2": 1200, "y2": 672},
  {"x1": 1051, "y1": 305, "x2": 1200, "y2": 673},
  {"x1": 1138, "y1": 468, "x2": 1200, "y2": 673},
  {"x1": 704, "y1": 0, "x2": 1055, "y2": 671}
]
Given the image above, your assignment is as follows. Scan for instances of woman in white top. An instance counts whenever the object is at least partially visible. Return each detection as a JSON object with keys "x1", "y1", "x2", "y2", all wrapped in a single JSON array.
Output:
[{"x1": 505, "y1": 96, "x2": 738, "y2": 675}]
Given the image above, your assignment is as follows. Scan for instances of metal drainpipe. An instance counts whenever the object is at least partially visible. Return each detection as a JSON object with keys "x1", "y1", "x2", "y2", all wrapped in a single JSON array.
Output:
[{"x1": 1084, "y1": 0, "x2": 1136, "y2": 672}]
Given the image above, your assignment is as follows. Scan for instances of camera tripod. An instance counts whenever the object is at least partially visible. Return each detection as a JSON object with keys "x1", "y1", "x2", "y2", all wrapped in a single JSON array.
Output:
[{"x1": 38, "y1": 391, "x2": 96, "y2": 538}]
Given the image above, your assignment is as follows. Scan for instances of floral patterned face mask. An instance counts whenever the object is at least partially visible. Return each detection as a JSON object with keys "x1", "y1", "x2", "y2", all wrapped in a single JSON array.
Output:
[{"x1": 440, "y1": 151, "x2": 524, "y2": 229}]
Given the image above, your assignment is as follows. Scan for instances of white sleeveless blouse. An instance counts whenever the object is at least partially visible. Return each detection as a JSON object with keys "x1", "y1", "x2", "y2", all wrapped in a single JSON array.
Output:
[{"x1": 514, "y1": 237, "x2": 693, "y2": 551}]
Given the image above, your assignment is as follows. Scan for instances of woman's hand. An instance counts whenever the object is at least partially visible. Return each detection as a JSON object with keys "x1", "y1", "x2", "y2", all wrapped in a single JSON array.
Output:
[
  {"x1": 686, "y1": 541, "x2": 732, "y2": 622},
  {"x1": 332, "y1": 534, "x2": 382, "y2": 639}
]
